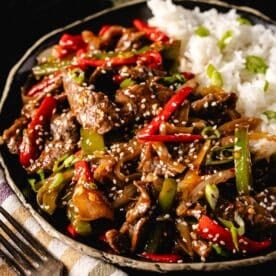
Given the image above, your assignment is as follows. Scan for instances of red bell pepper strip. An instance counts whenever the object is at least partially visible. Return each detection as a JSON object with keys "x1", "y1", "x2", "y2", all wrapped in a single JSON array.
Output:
[
  {"x1": 19, "y1": 96, "x2": 57, "y2": 167},
  {"x1": 133, "y1": 19, "x2": 169, "y2": 42},
  {"x1": 112, "y1": 74, "x2": 124, "y2": 84},
  {"x1": 27, "y1": 72, "x2": 62, "y2": 97},
  {"x1": 138, "y1": 133, "x2": 202, "y2": 143},
  {"x1": 137, "y1": 51, "x2": 162, "y2": 69},
  {"x1": 67, "y1": 223, "x2": 77, "y2": 238},
  {"x1": 76, "y1": 49, "x2": 137, "y2": 67},
  {"x1": 139, "y1": 252, "x2": 182, "y2": 263},
  {"x1": 54, "y1": 33, "x2": 87, "y2": 59},
  {"x1": 74, "y1": 160, "x2": 93, "y2": 182},
  {"x1": 98, "y1": 25, "x2": 111, "y2": 36},
  {"x1": 197, "y1": 215, "x2": 272, "y2": 254},
  {"x1": 182, "y1": 71, "x2": 195, "y2": 80},
  {"x1": 137, "y1": 86, "x2": 193, "y2": 137}
]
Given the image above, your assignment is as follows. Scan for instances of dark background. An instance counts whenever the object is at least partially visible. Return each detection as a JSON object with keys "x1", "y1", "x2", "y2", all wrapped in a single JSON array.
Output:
[
  {"x1": 1, "y1": 0, "x2": 275, "y2": 99},
  {"x1": 1, "y1": 0, "x2": 275, "y2": 275}
]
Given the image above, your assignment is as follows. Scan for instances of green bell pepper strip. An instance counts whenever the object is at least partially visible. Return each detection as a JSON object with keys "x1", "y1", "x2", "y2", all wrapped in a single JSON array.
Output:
[
  {"x1": 80, "y1": 128, "x2": 105, "y2": 155},
  {"x1": 158, "y1": 178, "x2": 177, "y2": 213},
  {"x1": 67, "y1": 206, "x2": 93, "y2": 237},
  {"x1": 234, "y1": 125, "x2": 252, "y2": 195},
  {"x1": 36, "y1": 168, "x2": 74, "y2": 215},
  {"x1": 143, "y1": 222, "x2": 165, "y2": 253},
  {"x1": 144, "y1": 178, "x2": 177, "y2": 253},
  {"x1": 32, "y1": 60, "x2": 72, "y2": 77}
]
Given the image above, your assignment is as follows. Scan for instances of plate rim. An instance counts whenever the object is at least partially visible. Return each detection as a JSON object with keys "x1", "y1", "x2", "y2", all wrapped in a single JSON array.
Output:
[{"x1": 1, "y1": 0, "x2": 276, "y2": 272}]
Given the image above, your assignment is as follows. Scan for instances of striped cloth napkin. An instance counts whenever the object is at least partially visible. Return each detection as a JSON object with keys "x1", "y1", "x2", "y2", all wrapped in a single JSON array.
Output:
[{"x1": 0, "y1": 167, "x2": 128, "y2": 276}]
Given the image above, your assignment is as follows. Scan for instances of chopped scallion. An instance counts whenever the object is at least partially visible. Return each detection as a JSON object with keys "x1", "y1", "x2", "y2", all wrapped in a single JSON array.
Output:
[
  {"x1": 217, "y1": 30, "x2": 233, "y2": 51},
  {"x1": 245, "y1": 55, "x2": 268, "y2": 74},
  {"x1": 195, "y1": 26, "x2": 210, "y2": 37},
  {"x1": 206, "y1": 64, "x2": 223, "y2": 87}
]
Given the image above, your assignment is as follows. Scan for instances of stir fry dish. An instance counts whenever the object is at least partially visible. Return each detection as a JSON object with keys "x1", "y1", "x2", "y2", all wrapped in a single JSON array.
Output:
[{"x1": 1, "y1": 18, "x2": 276, "y2": 263}]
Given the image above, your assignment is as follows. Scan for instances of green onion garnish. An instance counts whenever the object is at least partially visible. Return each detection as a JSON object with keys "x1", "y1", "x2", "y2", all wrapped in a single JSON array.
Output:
[
  {"x1": 245, "y1": 55, "x2": 268, "y2": 74},
  {"x1": 263, "y1": 110, "x2": 276, "y2": 120},
  {"x1": 217, "y1": 30, "x2": 233, "y2": 51},
  {"x1": 237, "y1": 17, "x2": 252, "y2": 25},
  {"x1": 264, "y1": 80, "x2": 270, "y2": 92},
  {"x1": 206, "y1": 64, "x2": 223, "y2": 87},
  {"x1": 205, "y1": 183, "x2": 219, "y2": 210},
  {"x1": 195, "y1": 26, "x2": 210, "y2": 37}
]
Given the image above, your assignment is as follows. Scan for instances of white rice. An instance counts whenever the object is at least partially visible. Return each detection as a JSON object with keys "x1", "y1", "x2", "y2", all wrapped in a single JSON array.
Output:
[{"x1": 147, "y1": 0, "x2": 276, "y2": 136}]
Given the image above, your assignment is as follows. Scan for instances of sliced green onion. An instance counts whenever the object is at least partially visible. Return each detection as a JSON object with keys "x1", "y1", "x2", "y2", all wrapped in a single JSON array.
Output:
[
  {"x1": 217, "y1": 30, "x2": 233, "y2": 51},
  {"x1": 205, "y1": 183, "x2": 219, "y2": 210},
  {"x1": 237, "y1": 17, "x2": 252, "y2": 25},
  {"x1": 53, "y1": 154, "x2": 78, "y2": 173},
  {"x1": 158, "y1": 178, "x2": 177, "y2": 213},
  {"x1": 245, "y1": 55, "x2": 268, "y2": 74},
  {"x1": 219, "y1": 212, "x2": 245, "y2": 251},
  {"x1": 120, "y1": 78, "x2": 135, "y2": 88},
  {"x1": 212, "y1": 243, "x2": 229, "y2": 256},
  {"x1": 264, "y1": 80, "x2": 270, "y2": 92},
  {"x1": 159, "y1": 73, "x2": 186, "y2": 87},
  {"x1": 195, "y1": 26, "x2": 210, "y2": 37},
  {"x1": 206, "y1": 144, "x2": 234, "y2": 165},
  {"x1": 201, "y1": 126, "x2": 220, "y2": 139},
  {"x1": 37, "y1": 168, "x2": 45, "y2": 183},
  {"x1": 64, "y1": 154, "x2": 78, "y2": 168},
  {"x1": 69, "y1": 68, "x2": 85, "y2": 84},
  {"x1": 27, "y1": 178, "x2": 42, "y2": 192},
  {"x1": 206, "y1": 64, "x2": 223, "y2": 87},
  {"x1": 219, "y1": 218, "x2": 239, "y2": 251},
  {"x1": 234, "y1": 125, "x2": 252, "y2": 195},
  {"x1": 263, "y1": 110, "x2": 276, "y2": 120},
  {"x1": 234, "y1": 211, "x2": 245, "y2": 236},
  {"x1": 49, "y1": 172, "x2": 64, "y2": 190}
]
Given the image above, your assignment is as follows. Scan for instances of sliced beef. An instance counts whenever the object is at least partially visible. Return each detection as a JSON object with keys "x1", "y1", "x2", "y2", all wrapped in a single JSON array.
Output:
[
  {"x1": 27, "y1": 111, "x2": 79, "y2": 173},
  {"x1": 105, "y1": 229, "x2": 130, "y2": 254},
  {"x1": 115, "y1": 81, "x2": 173, "y2": 122},
  {"x1": 63, "y1": 72, "x2": 119, "y2": 134},
  {"x1": 191, "y1": 92, "x2": 237, "y2": 119},
  {"x1": 1, "y1": 116, "x2": 28, "y2": 154},
  {"x1": 217, "y1": 195, "x2": 276, "y2": 234},
  {"x1": 116, "y1": 30, "x2": 147, "y2": 52}
]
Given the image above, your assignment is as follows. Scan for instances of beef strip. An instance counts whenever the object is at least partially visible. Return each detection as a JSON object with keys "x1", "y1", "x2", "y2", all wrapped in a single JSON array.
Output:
[
  {"x1": 63, "y1": 71, "x2": 119, "y2": 134},
  {"x1": 216, "y1": 195, "x2": 276, "y2": 234},
  {"x1": 191, "y1": 92, "x2": 238, "y2": 121},
  {"x1": 115, "y1": 81, "x2": 173, "y2": 123},
  {"x1": 27, "y1": 111, "x2": 79, "y2": 173},
  {"x1": 1, "y1": 116, "x2": 28, "y2": 154}
]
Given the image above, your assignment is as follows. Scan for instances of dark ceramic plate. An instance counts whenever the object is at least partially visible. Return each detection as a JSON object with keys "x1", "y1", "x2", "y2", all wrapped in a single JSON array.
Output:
[{"x1": 1, "y1": 0, "x2": 276, "y2": 272}]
